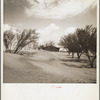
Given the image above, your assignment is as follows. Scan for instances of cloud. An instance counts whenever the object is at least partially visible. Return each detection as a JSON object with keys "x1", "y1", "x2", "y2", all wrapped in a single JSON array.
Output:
[
  {"x1": 37, "y1": 23, "x2": 59, "y2": 34},
  {"x1": 36, "y1": 24, "x2": 76, "y2": 45},
  {"x1": 25, "y1": 0, "x2": 97, "y2": 19},
  {"x1": 4, "y1": 24, "x2": 76, "y2": 45},
  {"x1": 3, "y1": 24, "x2": 11, "y2": 31},
  {"x1": 3, "y1": 24, "x2": 18, "y2": 34},
  {"x1": 64, "y1": 27, "x2": 76, "y2": 34},
  {"x1": 37, "y1": 23, "x2": 60, "y2": 44}
]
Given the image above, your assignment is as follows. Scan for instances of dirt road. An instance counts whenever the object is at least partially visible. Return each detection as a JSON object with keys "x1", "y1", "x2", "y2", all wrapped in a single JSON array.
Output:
[{"x1": 3, "y1": 50, "x2": 96, "y2": 83}]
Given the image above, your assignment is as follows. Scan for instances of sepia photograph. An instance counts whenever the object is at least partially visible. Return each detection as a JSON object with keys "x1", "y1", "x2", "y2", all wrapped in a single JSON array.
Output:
[{"x1": 3, "y1": 0, "x2": 97, "y2": 83}]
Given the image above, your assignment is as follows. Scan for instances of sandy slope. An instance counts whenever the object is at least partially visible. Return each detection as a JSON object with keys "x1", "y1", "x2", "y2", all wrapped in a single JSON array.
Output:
[{"x1": 3, "y1": 50, "x2": 96, "y2": 83}]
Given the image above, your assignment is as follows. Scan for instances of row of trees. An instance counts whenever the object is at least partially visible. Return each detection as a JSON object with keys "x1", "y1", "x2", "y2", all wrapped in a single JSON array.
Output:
[
  {"x1": 3, "y1": 25, "x2": 97, "y2": 67},
  {"x1": 59, "y1": 25, "x2": 96, "y2": 68},
  {"x1": 3, "y1": 29, "x2": 39, "y2": 54}
]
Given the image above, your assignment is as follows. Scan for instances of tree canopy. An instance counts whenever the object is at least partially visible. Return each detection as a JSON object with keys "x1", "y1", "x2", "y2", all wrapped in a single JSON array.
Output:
[{"x1": 59, "y1": 25, "x2": 97, "y2": 67}]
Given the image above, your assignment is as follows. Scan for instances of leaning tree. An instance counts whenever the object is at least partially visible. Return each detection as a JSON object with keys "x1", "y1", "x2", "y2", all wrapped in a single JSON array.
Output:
[
  {"x1": 14, "y1": 29, "x2": 39, "y2": 54},
  {"x1": 3, "y1": 30, "x2": 15, "y2": 52}
]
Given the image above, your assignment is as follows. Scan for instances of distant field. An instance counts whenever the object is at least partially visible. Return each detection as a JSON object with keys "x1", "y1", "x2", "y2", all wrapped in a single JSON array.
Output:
[{"x1": 3, "y1": 50, "x2": 96, "y2": 83}]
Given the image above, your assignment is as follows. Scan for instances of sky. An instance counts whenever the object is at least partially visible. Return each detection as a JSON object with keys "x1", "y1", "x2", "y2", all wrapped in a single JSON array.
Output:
[{"x1": 3, "y1": 0, "x2": 97, "y2": 45}]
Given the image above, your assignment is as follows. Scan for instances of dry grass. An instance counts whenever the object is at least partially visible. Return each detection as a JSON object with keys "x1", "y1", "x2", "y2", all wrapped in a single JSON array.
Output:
[{"x1": 3, "y1": 50, "x2": 96, "y2": 83}]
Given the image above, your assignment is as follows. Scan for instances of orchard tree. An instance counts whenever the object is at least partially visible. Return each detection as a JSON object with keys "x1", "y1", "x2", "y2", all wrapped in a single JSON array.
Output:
[
  {"x1": 83, "y1": 25, "x2": 97, "y2": 68},
  {"x1": 59, "y1": 33, "x2": 83, "y2": 61},
  {"x1": 76, "y1": 25, "x2": 96, "y2": 67},
  {"x1": 14, "y1": 29, "x2": 39, "y2": 54},
  {"x1": 59, "y1": 34, "x2": 75, "y2": 58},
  {"x1": 3, "y1": 30, "x2": 15, "y2": 51},
  {"x1": 59, "y1": 25, "x2": 97, "y2": 66}
]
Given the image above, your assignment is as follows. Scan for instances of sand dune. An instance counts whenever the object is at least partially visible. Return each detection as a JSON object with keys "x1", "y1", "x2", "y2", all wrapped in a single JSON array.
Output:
[{"x1": 3, "y1": 50, "x2": 96, "y2": 83}]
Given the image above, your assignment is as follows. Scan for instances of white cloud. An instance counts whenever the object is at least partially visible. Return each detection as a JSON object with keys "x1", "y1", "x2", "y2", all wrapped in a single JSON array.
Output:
[
  {"x1": 37, "y1": 23, "x2": 60, "y2": 44},
  {"x1": 64, "y1": 27, "x2": 76, "y2": 34},
  {"x1": 36, "y1": 24, "x2": 76, "y2": 45},
  {"x1": 3, "y1": 24, "x2": 11, "y2": 31},
  {"x1": 37, "y1": 23, "x2": 59, "y2": 34},
  {"x1": 3, "y1": 24, "x2": 18, "y2": 34},
  {"x1": 4, "y1": 24, "x2": 76, "y2": 45},
  {"x1": 25, "y1": 0, "x2": 97, "y2": 19}
]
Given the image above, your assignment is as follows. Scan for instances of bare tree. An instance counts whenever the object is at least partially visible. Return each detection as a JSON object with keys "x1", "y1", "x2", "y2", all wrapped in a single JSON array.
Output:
[
  {"x1": 3, "y1": 30, "x2": 15, "y2": 52},
  {"x1": 14, "y1": 29, "x2": 39, "y2": 54}
]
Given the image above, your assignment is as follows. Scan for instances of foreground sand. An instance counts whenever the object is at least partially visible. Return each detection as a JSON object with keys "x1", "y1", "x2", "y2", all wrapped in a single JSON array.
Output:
[{"x1": 3, "y1": 50, "x2": 96, "y2": 83}]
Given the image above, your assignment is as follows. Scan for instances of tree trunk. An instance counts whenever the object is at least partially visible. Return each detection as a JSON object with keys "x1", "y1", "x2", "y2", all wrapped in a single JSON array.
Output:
[
  {"x1": 77, "y1": 52, "x2": 82, "y2": 61},
  {"x1": 72, "y1": 52, "x2": 74, "y2": 58},
  {"x1": 77, "y1": 53, "x2": 80, "y2": 61},
  {"x1": 86, "y1": 53, "x2": 96, "y2": 68},
  {"x1": 14, "y1": 46, "x2": 19, "y2": 54},
  {"x1": 16, "y1": 47, "x2": 23, "y2": 54},
  {"x1": 90, "y1": 56, "x2": 96, "y2": 68},
  {"x1": 68, "y1": 51, "x2": 70, "y2": 55},
  {"x1": 86, "y1": 53, "x2": 92, "y2": 67},
  {"x1": 90, "y1": 62, "x2": 93, "y2": 68}
]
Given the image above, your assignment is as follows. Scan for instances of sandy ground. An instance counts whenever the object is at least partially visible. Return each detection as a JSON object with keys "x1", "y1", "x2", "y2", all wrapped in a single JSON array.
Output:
[{"x1": 3, "y1": 50, "x2": 96, "y2": 83}]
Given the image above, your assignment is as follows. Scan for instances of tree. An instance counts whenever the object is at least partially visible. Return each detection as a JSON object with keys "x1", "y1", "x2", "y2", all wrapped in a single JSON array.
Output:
[
  {"x1": 83, "y1": 25, "x2": 97, "y2": 68},
  {"x1": 44, "y1": 41, "x2": 55, "y2": 47},
  {"x1": 38, "y1": 45, "x2": 45, "y2": 50},
  {"x1": 32, "y1": 42, "x2": 38, "y2": 49},
  {"x1": 14, "y1": 29, "x2": 39, "y2": 54},
  {"x1": 59, "y1": 34, "x2": 74, "y2": 58},
  {"x1": 3, "y1": 30, "x2": 15, "y2": 51},
  {"x1": 59, "y1": 25, "x2": 97, "y2": 67},
  {"x1": 73, "y1": 25, "x2": 96, "y2": 67},
  {"x1": 59, "y1": 33, "x2": 83, "y2": 61},
  {"x1": 74, "y1": 28, "x2": 89, "y2": 60}
]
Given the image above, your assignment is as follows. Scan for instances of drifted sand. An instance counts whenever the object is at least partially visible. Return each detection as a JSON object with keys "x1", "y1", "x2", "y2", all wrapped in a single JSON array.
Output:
[{"x1": 3, "y1": 50, "x2": 96, "y2": 83}]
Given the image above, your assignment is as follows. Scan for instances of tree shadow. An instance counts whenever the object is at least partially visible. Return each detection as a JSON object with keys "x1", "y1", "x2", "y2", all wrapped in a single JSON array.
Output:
[
  {"x1": 60, "y1": 57, "x2": 94, "y2": 68},
  {"x1": 60, "y1": 58, "x2": 88, "y2": 63},
  {"x1": 62, "y1": 62, "x2": 92, "y2": 68}
]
